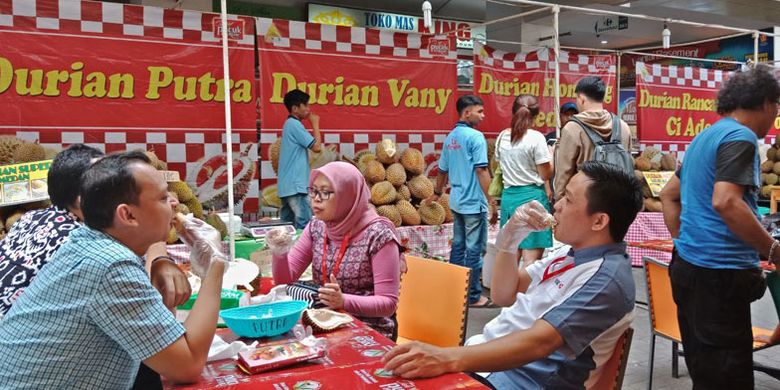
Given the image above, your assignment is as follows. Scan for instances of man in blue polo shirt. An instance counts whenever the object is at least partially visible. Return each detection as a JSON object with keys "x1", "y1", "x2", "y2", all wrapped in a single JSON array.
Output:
[
  {"x1": 278, "y1": 89, "x2": 322, "y2": 229},
  {"x1": 660, "y1": 65, "x2": 780, "y2": 389},
  {"x1": 430, "y1": 95, "x2": 497, "y2": 307}
]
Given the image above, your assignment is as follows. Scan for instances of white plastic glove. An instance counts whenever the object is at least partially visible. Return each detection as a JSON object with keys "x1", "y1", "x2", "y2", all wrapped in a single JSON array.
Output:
[
  {"x1": 494, "y1": 200, "x2": 554, "y2": 254},
  {"x1": 266, "y1": 226, "x2": 294, "y2": 256},
  {"x1": 177, "y1": 215, "x2": 227, "y2": 278}
]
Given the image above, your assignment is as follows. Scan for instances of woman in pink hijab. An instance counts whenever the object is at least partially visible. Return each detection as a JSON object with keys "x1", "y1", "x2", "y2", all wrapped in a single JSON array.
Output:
[{"x1": 272, "y1": 162, "x2": 403, "y2": 339}]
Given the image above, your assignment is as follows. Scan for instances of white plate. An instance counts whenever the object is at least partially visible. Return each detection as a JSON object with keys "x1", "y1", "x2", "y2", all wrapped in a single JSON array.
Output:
[{"x1": 222, "y1": 258, "x2": 259, "y2": 290}]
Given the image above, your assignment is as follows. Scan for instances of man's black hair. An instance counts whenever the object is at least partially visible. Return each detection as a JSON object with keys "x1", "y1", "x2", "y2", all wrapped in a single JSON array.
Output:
[
  {"x1": 574, "y1": 76, "x2": 607, "y2": 103},
  {"x1": 47, "y1": 144, "x2": 104, "y2": 210},
  {"x1": 283, "y1": 89, "x2": 311, "y2": 113},
  {"x1": 80, "y1": 151, "x2": 151, "y2": 230},
  {"x1": 456, "y1": 95, "x2": 484, "y2": 116},
  {"x1": 716, "y1": 64, "x2": 780, "y2": 115},
  {"x1": 580, "y1": 161, "x2": 643, "y2": 242}
]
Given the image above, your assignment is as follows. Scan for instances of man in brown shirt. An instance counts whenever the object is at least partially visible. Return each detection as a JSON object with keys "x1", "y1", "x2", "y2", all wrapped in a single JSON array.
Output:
[{"x1": 553, "y1": 77, "x2": 632, "y2": 202}]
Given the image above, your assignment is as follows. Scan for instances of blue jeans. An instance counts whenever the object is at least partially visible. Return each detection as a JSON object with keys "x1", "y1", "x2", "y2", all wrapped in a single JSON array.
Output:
[
  {"x1": 280, "y1": 193, "x2": 312, "y2": 229},
  {"x1": 450, "y1": 211, "x2": 488, "y2": 304}
]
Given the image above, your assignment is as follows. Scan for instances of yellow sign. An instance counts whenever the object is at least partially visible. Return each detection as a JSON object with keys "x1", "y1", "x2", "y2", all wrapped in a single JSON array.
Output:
[
  {"x1": 0, "y1": 160, "x2": 52, "y2": 206},
  {"x1": 642, "y1": 171, "x2": 675, "y2": 197}
]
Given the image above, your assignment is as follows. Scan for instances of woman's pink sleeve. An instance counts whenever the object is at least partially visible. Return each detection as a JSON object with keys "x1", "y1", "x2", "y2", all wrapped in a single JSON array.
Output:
[
  {"x1": 271, "y1": 224, "x2": 314, "y2": 284},
  {"x1": 342, "y1": 241, "x2": 400, "y2": 317}
]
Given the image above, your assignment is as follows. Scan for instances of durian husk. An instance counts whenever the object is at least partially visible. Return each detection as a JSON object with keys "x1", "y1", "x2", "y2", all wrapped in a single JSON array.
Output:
[
  {"x1": 144, "y1": 150, "x2": 168, "y2": 171},
  {"x1": 396, "y1": 185, "x2": 411, "y2": 202},
  {"x1": 643, "y1": 197, "x2": 663, "y2": 212},
  {"x1": 437, "y1": 193, "x2": 453, "y2": 223},
  {"x1": 13, "y1": 142, "x2": 46, "y2": 163},
  {"x1": 0, "y1": 136, "x2": 23, "y2": 165},
  {"x1": 407, "y1": 175, "x2": 434, "y2": 200},
  {"x1": 44, "y1": 147, "x2": 60, "y2": 160},
  {"x1": 169, "y1": 181, "x2": 195, "y2": 203},
  {"x1": 174, "y1": 203, "x2": 191, "y2": 215},
  {"x1": 357, "y1": 153, "x2": 378, "y2": 174},
  {"x1": 371, "y1": 181, "x2": 397, "y2": 206},
  {"x1": 634, "y1": 156, "x2": 652, "y2": 171},
  {"x1": 640, "y1": 147, "x2": 661, "y2": 161},
  {"x1": 773, "y1": 162, "x2": 780, "y2": 175},
  {"x1": 399, "y1": 148, "x2": 425, "y2": 175},
  {"x1": 396, "y1": 200, "x2": 421, "y2": 226},
  {"x1": 768, "y1": 147, "x2": 778, "y2": 162},
  {"x1": 364, "y1": 160, "x2": 386, "y2": 184},
  {"x1": 418, "y1": 200, "x2": 446, "y2": 225},
  {"x1": 205, "y1": 212, "x2": 228, "y2": 239},
  {"x1": 375, "y1": 139, "x2": 399, "y2": 165},
  {"x1": 660, "y1": 154, "x2": 677, "y2": 171},
  {"x1": 385, "y1": 163, "x2": 407, "y2": 187},
  {"x1": 761, "y1": 160, "x2": 775, "y2": 173},
  {"x1": 767, "y1": 173, "x2": 779, "y2": 186},
  {"x1": 261, "y1": 185, "x2": 282, "y2": 209},
  {"x1": 761, "y1": 185, "x2": 773, "y2": 198},
  {"x1": 376, "y1": 205, "x2": 402, "y2": 227},
  {"x1": 269, "y1": 138, "x2": 282, "y2": 174},
  {"x1": 184, "y1": 198, "x2": 204, "y2": 219}
]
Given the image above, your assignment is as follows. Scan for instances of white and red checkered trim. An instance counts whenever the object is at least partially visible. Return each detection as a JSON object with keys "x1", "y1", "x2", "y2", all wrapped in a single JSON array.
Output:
[
  {"x1": 7, "y1": 128, "x2": 260, "y2": 213},
  {"x1": 474, "y1": 42, "x2": 617, "y2": 74},
  {"x1": 0, "y1": 0, "x2": 254, "y2": 46},
  {"x1": 256, "y1": 17, "x2": 457, "y2": 61},
  {"x1": 635, "y1": 62, "x2": 730, "y2": 89}
]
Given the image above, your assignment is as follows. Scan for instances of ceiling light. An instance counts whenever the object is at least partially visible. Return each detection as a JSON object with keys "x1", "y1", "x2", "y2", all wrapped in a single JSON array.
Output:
[
  {"x1": 662, "y1": 23, "x2": 671, "y2": 49},
  {"x1": 601, "y1": 40, "x2": 608, "y2": 45}
]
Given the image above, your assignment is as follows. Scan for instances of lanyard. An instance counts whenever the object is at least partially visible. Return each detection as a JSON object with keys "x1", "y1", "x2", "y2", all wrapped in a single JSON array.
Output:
[
  {"x1": 321, "y1": 231, "x2": 351, "y2": 286},
  {"x1": 541, "y1": 256, "x2": 575, "y2": 282}
]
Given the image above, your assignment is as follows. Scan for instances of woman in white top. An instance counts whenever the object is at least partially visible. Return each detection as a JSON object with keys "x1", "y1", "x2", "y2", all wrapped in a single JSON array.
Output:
[{"x1": 494, "y1": 95, "x2": 554, "y2": 265}]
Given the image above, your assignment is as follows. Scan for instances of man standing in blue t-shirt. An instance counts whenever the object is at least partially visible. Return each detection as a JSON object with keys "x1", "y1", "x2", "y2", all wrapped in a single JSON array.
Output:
[
  {"x1": 660, "y1": 65, "x2": 780, "y2": 389},
  {"x1": 278, "y1": 89, "x2": 322, "y2": 229},
  {"x1": 430, "y1": 95, "x2": 498, "y2": 307}
]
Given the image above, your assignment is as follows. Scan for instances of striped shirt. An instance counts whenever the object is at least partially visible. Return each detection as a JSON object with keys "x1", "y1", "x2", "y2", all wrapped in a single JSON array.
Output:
[{"x1": 0, "y1": 226, "x2": 184, "y2": 389}]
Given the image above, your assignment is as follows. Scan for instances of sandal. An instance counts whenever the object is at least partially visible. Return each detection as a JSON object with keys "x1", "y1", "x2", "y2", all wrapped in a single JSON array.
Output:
[{"x1": 469, "y1": 297, "x2": 498, "y2": 308}]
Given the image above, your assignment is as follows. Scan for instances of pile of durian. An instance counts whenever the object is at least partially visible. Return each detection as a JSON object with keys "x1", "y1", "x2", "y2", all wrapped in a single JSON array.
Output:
[
  {"x1": 356, "y1": 139, "x2": 452, "y2": 227},
  {"x1": 634, "y1": 147, "x2": 678, "y2": 212},
  {"x1": 760, "y1": 142, "x2": 780, "y2": 198},
  {"x1": 143, "y1": 151, "x2": 228, "y2": 244}
]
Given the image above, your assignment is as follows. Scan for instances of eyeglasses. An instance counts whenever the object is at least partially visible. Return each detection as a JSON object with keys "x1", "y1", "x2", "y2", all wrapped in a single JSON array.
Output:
[{"x1": 307, "y1": 187, "x2": 333, "y2": 201}]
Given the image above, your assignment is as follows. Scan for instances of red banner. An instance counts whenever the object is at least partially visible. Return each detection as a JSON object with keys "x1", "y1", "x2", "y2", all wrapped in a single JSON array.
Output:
[
  {"x1": 0, "y1": 0, "x2": 259, "y2": 212},
  {"x1": 473, "y1": 43, "x2": 617, "y2": 136}
]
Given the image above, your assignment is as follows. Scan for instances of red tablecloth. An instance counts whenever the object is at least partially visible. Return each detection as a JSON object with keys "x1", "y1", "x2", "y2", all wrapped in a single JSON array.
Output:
[
  {"x1": 163, "y1": 321, "x2": 486, "y2": 390},
  {"x1": 627, "y1": 238, "x2": 777, "y2": 272},
  {"x1": 625, "y1": 212, "x2": 672, "y2": 267}
]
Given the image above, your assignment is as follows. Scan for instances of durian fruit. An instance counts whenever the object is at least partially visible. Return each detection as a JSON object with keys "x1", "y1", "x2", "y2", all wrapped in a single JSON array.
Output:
[
  {"x1": 375, "y1": 139, "x2": 399, "y2": 164},
  {"x1": 762, "y1": 160, "x2": 775, "y2": 173},
  {"x1": 773, "y1": 162, "x2": 780, "y2": 175},
  {"x1": 184, "y1": 198, "x2": 204, "y2": 219},
  {"x1": 660, "y1": 154, "x2": 677, "y2": 171},
  {"x1": 262, "y1": 185, "x2": 282, "y2": 209},
  {"x1": 762, "y1": 185, "x2": 773, "y2": 198},
  {"x1": 408, "y1": 175, "x2": 434, "y2": 200},
  {"x1": 768, "y1": 147, "x2": 778, "y2": 161},
  {"x1": 174, "y1": 203, "x2": 191, "y2": 215},
  {"x1": 13, "y1": 142, "x2": 45, "y2": 163},
  {"x1": 634, "y1": 170, "x2": 646, "y2": 186},
  {"x1": 0, "y1": 136, "x2": 23, "y2": 165},
  {"x1": 169, "y1": 181, "x2": 195, "y2": 203},
  {"x1": 643, "y1": 198, "x2": 663, "y2": 212},
  {"x1": 269, "y1": 138, "x2": 282, "y2": 174},
  {"x1": 385, "y1": 163, "x2": 407, "y2": 187},
  {"x1": 144, "y1": 150, "x2": 168, "y2": 171},
  {"x1": 761, "y1": 173, "x2": 768, "y2": 184},
  {"x1": 634, "y1": 156, "x2": 652, "y2": 171},
  {"x1": 396, "y1": 200, "x2": 421, "y2": 226},
  {"x1": 364, "y1": 160, "x2": 386, "y2": 184},
  {"x1": 437, "y1": 193, "x2": 453, "y2": 223},
  {"x1": 418, "y1": 200, "x2": 446, "y2": 225},
  {"x1": 400, "y1": 148, "x2": 425, "y2": 175},
  {"x1": 205, "y1": 212, "x2": 228, "y2": 239},
  {"x1": 396, "y1": 185, "x2": 411, "y2": 202},
  {"x1": 377, "y1": 205, "x2": 402, "y2": 227},
  {"x1": 767, "y1": 173, "x2": 779, "y2": 186},
  {"x1": 166, "y1": 227, "x2": 179, "y2": 244},
  {"x1": 44, "y1": 147, "x2": 60, "y2": 160},
  {"x1": 371, "y1": 181, "x2": 397, "y2": 206},
  {"x1": 650, "y1": 160, "x2": 661, "y2": 171},
  {"x1": 641, "y1": 147, "x2": 661, "y2": 161},
  {"x1": 4, "y1": 211, "x2": 25, "y2": 231},
  {"x1": 357, "y1": 153, "x2": 377, "y2": 173}
]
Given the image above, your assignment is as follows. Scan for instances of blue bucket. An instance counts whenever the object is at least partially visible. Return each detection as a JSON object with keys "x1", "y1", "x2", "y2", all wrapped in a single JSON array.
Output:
[{"x1": 219, "y1": 300, "x2": 308, "y2": 338}]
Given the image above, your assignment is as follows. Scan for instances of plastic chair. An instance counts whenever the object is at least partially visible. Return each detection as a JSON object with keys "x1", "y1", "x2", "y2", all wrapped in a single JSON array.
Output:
[
  {"x1": 588, "y1": 327, "x2": 634, "y2": 390},
  {"x1": 643, "y1": 256, "x2": 777, "y2": 388},
  {"x1": 753, "y1": 272, "x2": 780, "y2": 380},
  {"x1": 396, "y1": 255, "x2": 470, "y2": 347}
]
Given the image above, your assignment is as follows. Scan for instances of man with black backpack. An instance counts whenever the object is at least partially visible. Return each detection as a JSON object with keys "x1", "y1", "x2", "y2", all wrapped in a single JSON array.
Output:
[{"x1": 553, "y1": 76, "x2": 633, "y2": 202}]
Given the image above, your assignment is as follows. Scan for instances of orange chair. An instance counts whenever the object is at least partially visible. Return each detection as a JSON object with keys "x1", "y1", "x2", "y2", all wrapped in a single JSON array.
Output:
[
  {"x1": 589, "y1": 327, "x2": 634, "y2": 390},
  {"x1": 643, "y1": 256, "x2": 776, "y2": 388},
  {"x1": 396, "y1": 255, "x2": 470, "y2": 347}
]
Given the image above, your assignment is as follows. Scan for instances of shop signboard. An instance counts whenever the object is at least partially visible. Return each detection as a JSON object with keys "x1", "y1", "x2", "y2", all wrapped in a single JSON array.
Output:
[
  {"x1": 473, "y1": 43, "x2": 617, "y2": 136},
  {"x1": 308, "y1": 4, "x2": 485, "y2": 50},
  {"x1": 0, "y1": 160, "x2": 51, "y2": 206},
  {"x1": 642, "y1": 171, "x2": 675, "y2": 197}
]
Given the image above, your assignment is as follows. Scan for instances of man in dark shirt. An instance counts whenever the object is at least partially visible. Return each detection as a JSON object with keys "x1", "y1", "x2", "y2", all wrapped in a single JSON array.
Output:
[{"x1": 660, "y1": 65, "x2": 780, "y2": 389}]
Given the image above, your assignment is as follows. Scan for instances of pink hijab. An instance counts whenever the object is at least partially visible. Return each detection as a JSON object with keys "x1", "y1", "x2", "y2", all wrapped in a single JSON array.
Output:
[{"x1": 309, "y1": 161, "x2": 395, "y2": 241}]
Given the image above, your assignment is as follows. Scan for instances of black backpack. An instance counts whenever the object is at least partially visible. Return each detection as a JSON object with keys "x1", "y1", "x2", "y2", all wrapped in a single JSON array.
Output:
[{"x1": 571, "y1": 114, "x2": 633, "y2": 174}]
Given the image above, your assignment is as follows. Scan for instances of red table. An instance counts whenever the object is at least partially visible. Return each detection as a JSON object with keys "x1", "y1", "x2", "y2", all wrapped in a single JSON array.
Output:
[{"x1": 163, "y1": 321, "x2": 487, "y2": 389}]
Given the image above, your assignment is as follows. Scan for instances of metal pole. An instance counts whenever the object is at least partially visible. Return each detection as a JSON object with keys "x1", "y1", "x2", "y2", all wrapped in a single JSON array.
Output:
[
  {"x1": 616, "y1": 51, "x2": 621, "y2": 113},
  {"x1": 553, "y1": 5, "x2": 561, "y2": 137},
  {"x1": 220, "y1": 0, "x2": 236, "y2": 262},
  {"x1": 754, "y1": 31, "x2": 760, "y2": 65}
]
